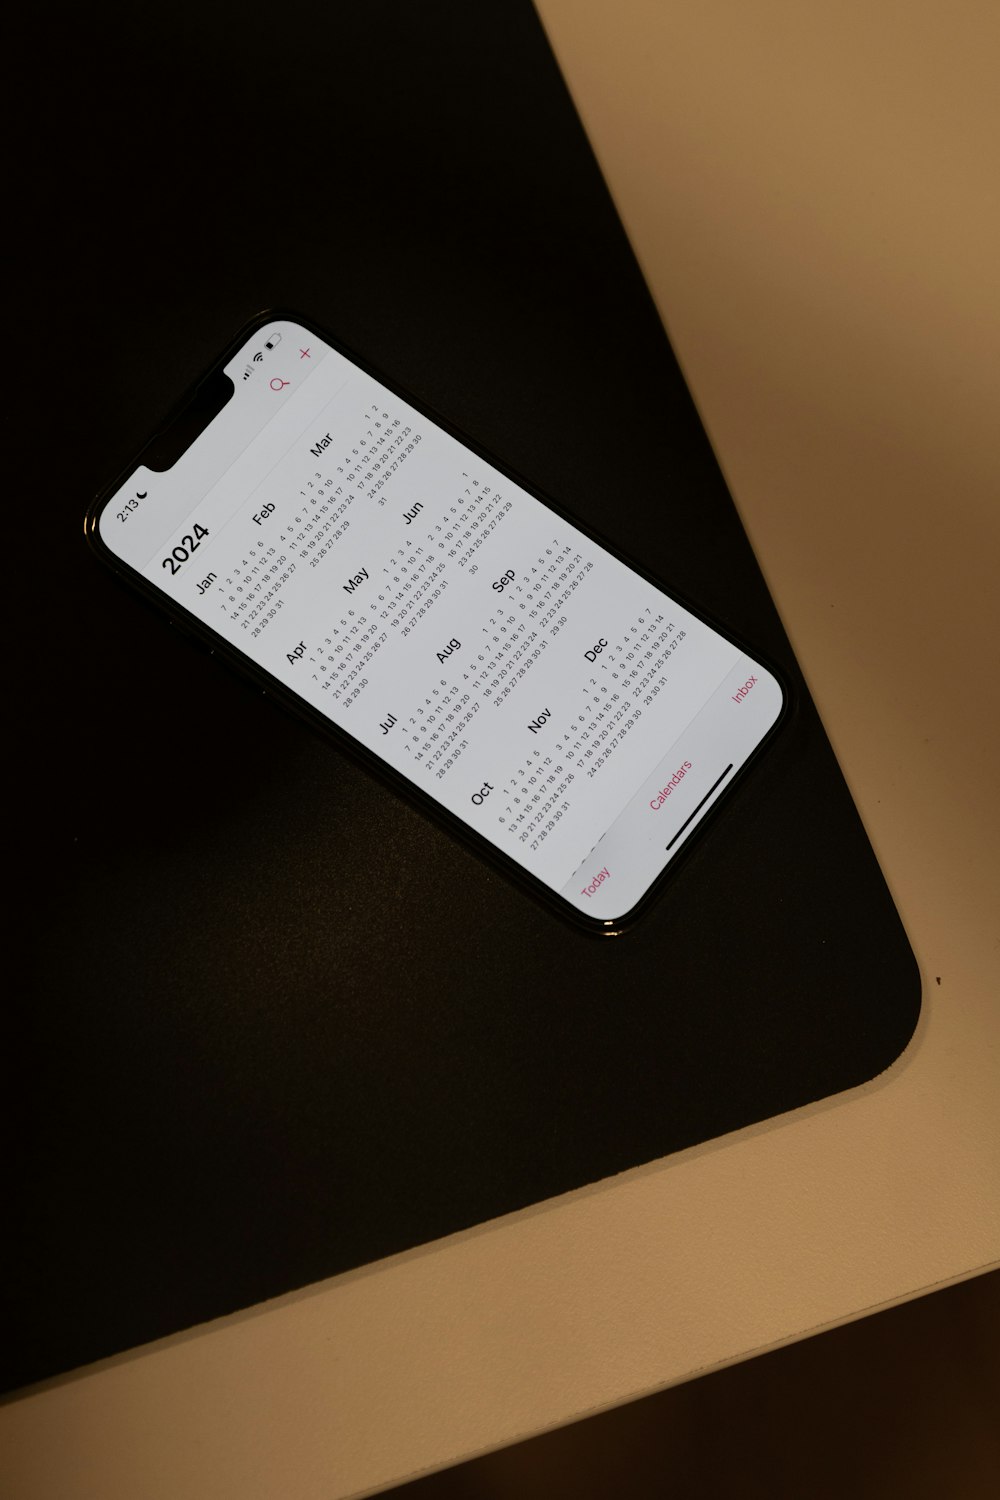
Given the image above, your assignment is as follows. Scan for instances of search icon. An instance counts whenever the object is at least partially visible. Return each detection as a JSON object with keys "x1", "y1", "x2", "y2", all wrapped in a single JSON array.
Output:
[{"x1": 270, "y1": 377, "x2": 290, "y2": 391}]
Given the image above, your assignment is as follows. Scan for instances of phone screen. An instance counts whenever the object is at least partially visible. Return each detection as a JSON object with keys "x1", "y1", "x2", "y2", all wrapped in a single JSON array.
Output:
[{"x1": 93, "y1": 317, "x2": 785, "y2": 929}]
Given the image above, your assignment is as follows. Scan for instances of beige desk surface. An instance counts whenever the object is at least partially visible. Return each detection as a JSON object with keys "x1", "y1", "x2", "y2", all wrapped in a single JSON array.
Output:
[{"x1": 3, "y1": 4, "x2": 998, "y2": 1496}]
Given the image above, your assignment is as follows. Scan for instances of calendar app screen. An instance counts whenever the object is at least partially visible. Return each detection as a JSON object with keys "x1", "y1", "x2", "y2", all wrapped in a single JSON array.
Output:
[{"x1": 97, "y1": 319, "x2": 784, "y2": 926}]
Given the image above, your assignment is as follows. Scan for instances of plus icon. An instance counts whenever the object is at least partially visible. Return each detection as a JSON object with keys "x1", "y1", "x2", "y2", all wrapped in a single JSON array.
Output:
[{"x1": 299, "y1": 347, "x2": 311, "y2": 359}]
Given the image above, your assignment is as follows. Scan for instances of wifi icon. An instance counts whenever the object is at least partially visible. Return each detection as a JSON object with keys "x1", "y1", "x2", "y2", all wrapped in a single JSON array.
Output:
[{"x1": 253, "y1": 351, "x2": 265, "y2": 363}]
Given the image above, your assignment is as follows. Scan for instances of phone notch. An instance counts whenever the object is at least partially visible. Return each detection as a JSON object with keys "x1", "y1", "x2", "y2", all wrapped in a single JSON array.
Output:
[{"x1": 144, "y1": 368, "x2": 235, "y2": 472}]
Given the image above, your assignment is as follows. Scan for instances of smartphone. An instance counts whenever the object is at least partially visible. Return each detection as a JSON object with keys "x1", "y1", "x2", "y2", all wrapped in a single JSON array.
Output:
[{"x1": 87, "y1": 312, "x2": 786, "y2": 933}]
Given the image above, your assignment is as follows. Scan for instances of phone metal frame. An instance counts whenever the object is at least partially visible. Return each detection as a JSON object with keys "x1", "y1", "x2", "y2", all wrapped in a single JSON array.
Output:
[{"x1": 85, "y1": 308, "x2": 790, "y2": 936}]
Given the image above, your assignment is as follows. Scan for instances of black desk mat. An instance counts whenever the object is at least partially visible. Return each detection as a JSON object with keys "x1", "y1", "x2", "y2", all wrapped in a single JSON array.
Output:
[{"x1": 5, "y1": 0, "x2": 919, "y2": 1392}]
